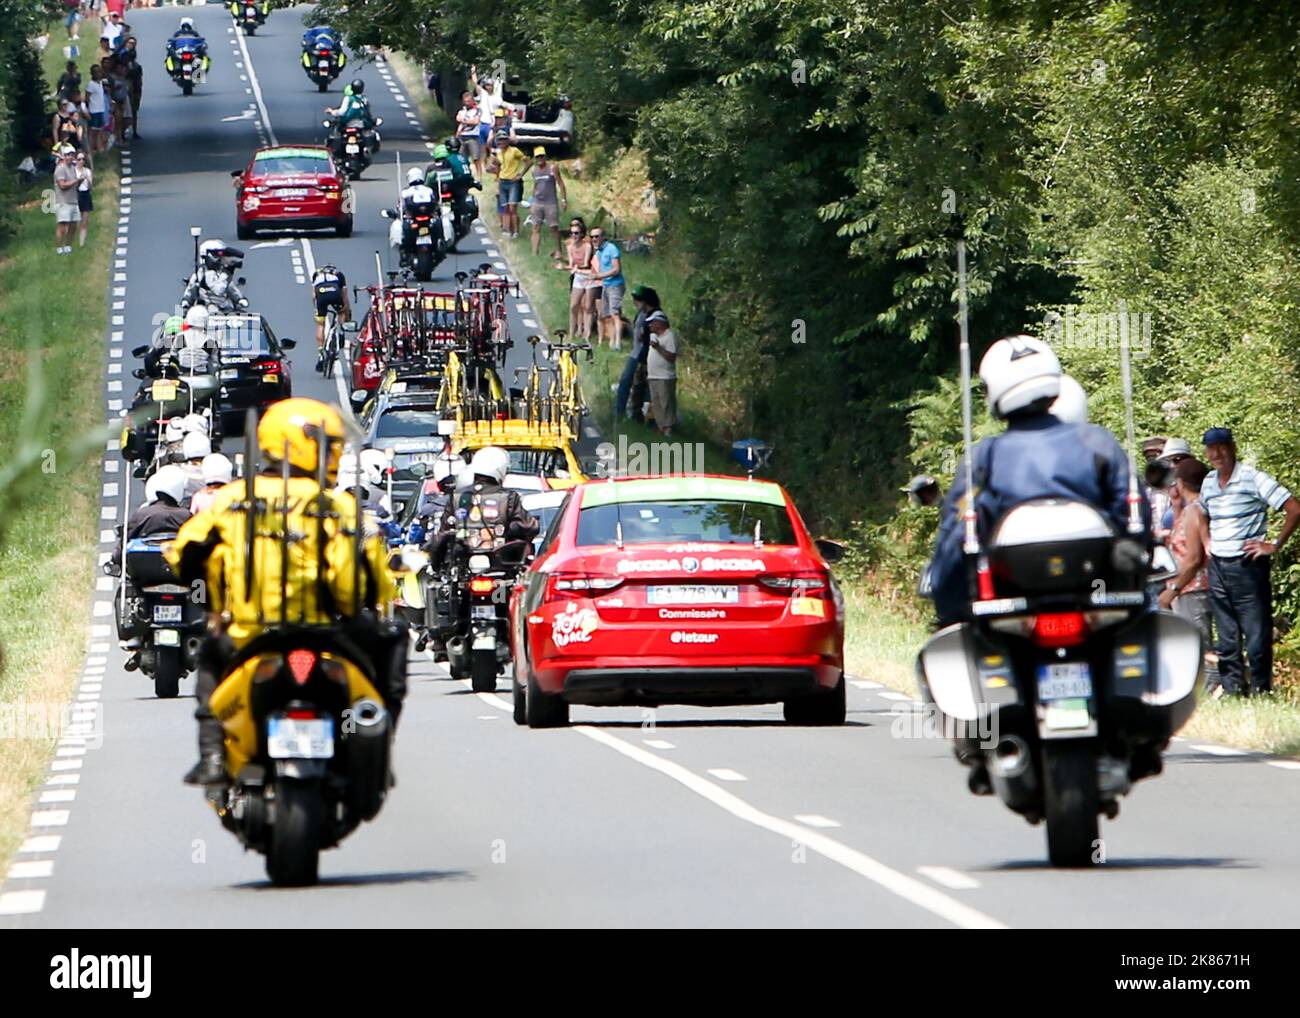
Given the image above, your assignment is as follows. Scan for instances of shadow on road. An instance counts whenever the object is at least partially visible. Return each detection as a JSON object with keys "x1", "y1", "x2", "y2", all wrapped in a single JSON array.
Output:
[
  {"x1": 980, "y1": 856, "x2": 1251, "y2": 873},
  {"x1": 234, "y1": 868, "x2": 471, "y2": 890},
  {"x1": 576, "y1": 718, "x2": 872, "y2": 730}
]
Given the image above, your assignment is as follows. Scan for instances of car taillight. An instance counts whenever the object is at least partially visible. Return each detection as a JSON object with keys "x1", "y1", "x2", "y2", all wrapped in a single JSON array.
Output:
[
  {"x1": 468, "y1": 577, "x2": 495, "y2": 596},
  {"x1": 759, "y1": 573, "x2": 827, "y2": 595},
  {"x1": 547, "y1": 574, "x2": 624, "y2": 599},
  {"x1": 250, "y1": 357, "x2": 280, "y2": 371},
  {"x1": 1032, "y1": 612, "x2": 1088, "y2": 648},
  {"x1": 287, "y1": 649, "x2": 316, "y2": 685}
]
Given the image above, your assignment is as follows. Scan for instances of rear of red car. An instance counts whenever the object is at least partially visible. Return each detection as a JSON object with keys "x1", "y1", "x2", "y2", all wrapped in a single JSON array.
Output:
[
  {"x1": 511, "y1": 476, "x2": 845, "y2": 723},
  {"x1": 235, "y1": 146, "x2": 353, "y2": 237}
]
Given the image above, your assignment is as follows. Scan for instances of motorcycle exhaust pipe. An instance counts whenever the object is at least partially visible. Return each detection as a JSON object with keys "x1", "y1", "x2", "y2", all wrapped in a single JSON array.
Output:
[
  {"x1": 987, "y1": 734, "x2": 1039, "y2": 812},
  {"x1": 446, "y1": 635, "x2": 468, "y2": 674},
  {"x1": 343, "y1": 698, "x2": 390, "y2": 822}
]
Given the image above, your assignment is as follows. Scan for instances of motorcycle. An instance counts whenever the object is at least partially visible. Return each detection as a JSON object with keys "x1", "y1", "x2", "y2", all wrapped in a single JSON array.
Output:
[
  {"x1": 304, "y1": 42, "x2": 343, "y2": 92},
  {"x1": 120, "y1": 358, "x2": 221, "y2": 479},
  {"x1": 165, "y1": 40, "x2": 207, "y2": 96},
  {"x1": 116, "y1": 535, "x2": 204, "y2": 699},
  {"x1": 230, "y1": 0, "x2": 267, "y2": 36},
  {"x1": 917, "y1": 498, "x2": 1202, "y2": 867},
  {"x1": 429, "y1": 167, "x2": 479, "y2": 250},
  {"x1": 436, "y1": 540, "x2": 529, "y2": 692},
  {"x1": 324, "y1": 117, "x2": 381, "y2": 179},
  {"x1": 203, "y1": 418, "x2": 395, "y2": 886},
  {"x1": 382, "y1": 199, "x2": 452, "y2": 282}
]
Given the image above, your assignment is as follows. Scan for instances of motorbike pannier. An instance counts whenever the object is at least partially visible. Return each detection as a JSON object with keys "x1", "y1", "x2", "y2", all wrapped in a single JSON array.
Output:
[
  {"x1": 987, "y1": 499, "x2": 1123, "y2": 596},
  {"x1": 124, "y1": 536, "x2": 180, "y2": 586}
]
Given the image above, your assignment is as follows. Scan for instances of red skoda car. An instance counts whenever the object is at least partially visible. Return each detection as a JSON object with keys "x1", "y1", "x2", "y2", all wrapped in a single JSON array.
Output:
[
  {"x1": 233, "y1": 145, "x2": 354, "y2": 239},
  {"x1": 509, "y1": 475, "x2": 847, "y2": 728}
]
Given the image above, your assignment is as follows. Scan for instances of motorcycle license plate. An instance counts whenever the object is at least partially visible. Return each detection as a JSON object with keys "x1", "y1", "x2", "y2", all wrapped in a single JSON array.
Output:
[
  {"x1": 647, "y1": 585, "x2": 739, "y2": 605},
  {"x1": 319, "y1": 61, "x2": 331, "y2": 69},
  {"x1": 416, "y1": 235, "x2": 433, "y2": 245},
  {"x1": 275, "y1": 188, "x2": 309, "y2": 197},
  {"x1": 346, "y1": 143, "x2": 360, "y2": 154},
  {"x1": 155, "y1": 629, "x2": 181, "y2": 647},
  {"x1": 153, "y1": 604, "x2": 183, "y2": 623},
  {"x1": 471, "y1": 605, "x2": 497, "y2": 620},
  {"x1": 1036, "y1": 661, "x2": 1093, "y2": 701},
  {"x1": 267, "y1": 717, "x2": 334, "y2": 760}
]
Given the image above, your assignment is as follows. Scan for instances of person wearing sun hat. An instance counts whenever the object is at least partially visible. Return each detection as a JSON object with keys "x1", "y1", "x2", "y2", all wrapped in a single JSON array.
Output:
[
  {"x1": 527, "y1": 145, "x2": 567, "y2": 258},
  {"x1": 1197, "y1": 426, "x2": 1300, "y2": 695}
]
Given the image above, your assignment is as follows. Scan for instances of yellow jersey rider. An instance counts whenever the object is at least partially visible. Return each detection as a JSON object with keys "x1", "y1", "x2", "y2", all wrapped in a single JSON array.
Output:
[{"x1": 168, "y1": 397, "x2": 407, "y2": 785}]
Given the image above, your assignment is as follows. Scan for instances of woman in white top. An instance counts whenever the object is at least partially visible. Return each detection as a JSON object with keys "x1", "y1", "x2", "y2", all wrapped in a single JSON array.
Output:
[
  {"x1": 75, "y1": 153, "x2": 93, "y2": 248},
  {"x1": 86, "y1": 66, "x2": 109, "y2": 153}
]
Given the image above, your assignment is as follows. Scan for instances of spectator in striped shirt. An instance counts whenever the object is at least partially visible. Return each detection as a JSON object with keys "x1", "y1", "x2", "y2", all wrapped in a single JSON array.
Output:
[{"x1": 1196, "y1": 427, "x2": 1300, "y2": 695}]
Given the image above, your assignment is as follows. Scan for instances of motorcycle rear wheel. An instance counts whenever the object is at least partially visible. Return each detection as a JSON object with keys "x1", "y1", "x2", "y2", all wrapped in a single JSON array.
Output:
[
  {"x1": 266, "y1": 778, "x2": 322, "y2": 886},
  {"x1": 413, "y1": 250, "x2": 434, "y2": 282},
  {"x1": 470, "y1": 649, "x2": 497, "y2": 693},
  {"x1": 1042, "y1": 742, "x2": 1100, "y2": 867},
  {"x1": 153, "y1": 646, "x2": 182, "y2": 699},
  {"x1": 318, "y1": 80, "x2": 327, "y2": 93},
  {"x1": 182, "y1": 81, "x2": 193, "y2": 96}
]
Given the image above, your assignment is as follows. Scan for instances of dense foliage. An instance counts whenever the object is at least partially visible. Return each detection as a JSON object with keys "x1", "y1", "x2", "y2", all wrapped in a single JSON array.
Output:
[
  {"x1": 319, "y1": 0, "x2": 1300, "y2": 619},
  {"x1": 0, "y1": 1, "x2": 55, "y2": 241}
]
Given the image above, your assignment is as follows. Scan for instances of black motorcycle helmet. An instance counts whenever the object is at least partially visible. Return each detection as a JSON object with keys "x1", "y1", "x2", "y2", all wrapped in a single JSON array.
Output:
[
  {"x1": 350, "y1": 78, "x2": 365, "y2": 95},
  {"x1": 446, "y1": 136, "x2": 461, "y2": 153}
]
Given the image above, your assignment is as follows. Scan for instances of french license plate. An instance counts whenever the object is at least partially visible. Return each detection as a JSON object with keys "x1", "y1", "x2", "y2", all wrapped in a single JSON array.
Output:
[
  {"x1": 405, "y1": 452, "x2": 442, "y2": 464},
  {"x1": 219, "y1": 368, "x2": 240, "y2": 380},
  {"x1": 1037, "y1": 661, "x2": 1093, "y2": 701},
  {"x1": 155, "y1": 629, "x2": 181, "y2": 647},
  {"x1": 647, "y1": 585, "x2": 739, "y2": 605},
  {"x1": 471, "y1": 605, "x2": 497, "y2": 620},
  {"x1": 153, "y1": 604, "x2": 183, "y2": 623},
  {"x1": 275, "y1": 188, "x2": 309, "y2": 198},
  {"x1": 319, "y1": 61, "x2": 330, "y2": 69},
  {"x1": 416, "y1": 235, "x2": 433, "y2": 245},
  {"x1": 267, "y1": 716, "x2": 334, "y2": 759},
  {"x1": 346, "y1": 143, "x2": 360, "y2": 154}
]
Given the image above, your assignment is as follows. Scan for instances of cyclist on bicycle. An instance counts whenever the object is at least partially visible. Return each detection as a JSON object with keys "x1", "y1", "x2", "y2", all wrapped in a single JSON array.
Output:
[{"x1": 311, "y1": 263, "x2": 350, "y2": 372}]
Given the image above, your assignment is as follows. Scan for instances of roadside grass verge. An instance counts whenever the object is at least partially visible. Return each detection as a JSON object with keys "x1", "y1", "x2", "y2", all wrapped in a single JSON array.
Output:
[{"x1": 0, "y1": 31, "x2": 119, "y2": 871}]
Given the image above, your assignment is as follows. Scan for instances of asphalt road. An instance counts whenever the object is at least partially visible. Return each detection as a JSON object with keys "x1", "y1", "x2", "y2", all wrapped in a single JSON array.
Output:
[{"x1": 3, "y1": 5, "x2": 1300, "y2": 928}]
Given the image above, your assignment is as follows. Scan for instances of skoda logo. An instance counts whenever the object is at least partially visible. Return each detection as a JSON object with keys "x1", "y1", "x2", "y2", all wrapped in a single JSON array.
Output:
[{"x1": 682, "y1": 557, "x2": 700, "y2": 573}]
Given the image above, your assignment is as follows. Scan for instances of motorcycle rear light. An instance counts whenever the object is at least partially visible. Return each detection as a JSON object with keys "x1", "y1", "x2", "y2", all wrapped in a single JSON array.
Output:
[
  {"x1": 469, "y1": 578, "x2": 495, "y2": 596},
  {"x1": 286, "y1": 708, "x2": 319, "y2": 720},
  {"x1": 288, "y1": 649, "x2": 317, "y2": 685},
  {"x1": 182, "y1": 53, "x2": 193, "y2": 60},
  {"x1": 1032, "y1": 612, "x2": 1088, "y2": 647}
]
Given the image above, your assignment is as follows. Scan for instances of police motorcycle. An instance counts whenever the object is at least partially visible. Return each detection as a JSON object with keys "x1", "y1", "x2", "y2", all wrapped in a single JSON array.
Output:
[
  {"x1": 230, "y1": 0, "x2": 269, "y2": 36},
  {"x1": 165, "y1": 29, "x2": 209, "y2": 96},
  {"x1": 917, "y1": 326, "x2": 1201, "y2": 868},
  {"x1": 303, "y1": 28, "x2": 345, "y2": 92}
]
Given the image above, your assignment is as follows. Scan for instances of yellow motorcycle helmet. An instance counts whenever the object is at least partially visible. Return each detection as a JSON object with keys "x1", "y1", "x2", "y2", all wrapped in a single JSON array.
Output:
[{"x1": 258, "y1": 397, "x2": 346, "y2": 482}]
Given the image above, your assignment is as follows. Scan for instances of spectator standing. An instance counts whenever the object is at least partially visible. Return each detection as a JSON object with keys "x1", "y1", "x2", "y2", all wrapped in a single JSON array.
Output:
[
  {"x1": 527, "y1": 147, "x2": 567, "y2": 258},
  {"x1": 1141, "y1": 436, "x2": 1170, "y2": 541},
  {"x1": 645, "y1": 310, "x2": 678, "y2": 436},
  {"x1": 589, "y1": 226, "x2": 624, "y2": 349},
  {"x1": 52, "y1": 146, "x2": 82, "y2": 255},
  {"x1": 497, "y1": 138, "x2": 526, "y2": 239},
  {"x1": 85, "y1": 64, "x2": 109, "y2": 153},
  {"x1": 108, "y1": 59, "x2": 132, "y2": 146},
  {"x1": 616, "y1": 285, "x2": 658, "y2": 420},
  {"x1": 63, "y1": 0, "x2": 82, "y2": 39},
  {"x1": 75, "y1": 151, "x2": 94, "y2": 248},
  {"x1": 1158, "y1": 457, "x2": 1220, "y2": 695},
  {"x1": 53, "y1": 99, "x2": 84, "y2": 152},
  {"x1": 1197, "y1": 427, "x2": 1300, "y2": 696},
  {"x1": 556, "y1": 217, "x2": 595, "y2": 338},
  {"x1": 121, "y1": 35, "x2": 142, "y2": 140},
  {"x1": 57, "y1": 60, "x2": 82, "y2": 99},
  {"x1": 471, "y1": 69, "x2": 502, "y2": 150},
  {"x1": 454, "y1": 92, "x2": 482, "y2": 177},
  {"x1": 100, "y1": 9, "x2": 125, "y2": 51}
]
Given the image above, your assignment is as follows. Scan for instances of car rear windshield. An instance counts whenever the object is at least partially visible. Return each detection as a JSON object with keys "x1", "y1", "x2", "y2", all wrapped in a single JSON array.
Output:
[
  {"x1": 504, "y1": 448, "x2": 567, "y2": 475},
  {"x1": 576, "y1": 499, "x2": 796, "y2": 547},
  {"x1": 375, "y1": 408, "x2": 441, "y2": 439},
  {"x1": 211, "y1": 319, "x2": 274, "y2": 357},
  {"x1": 253, "y1": 153, "x2": 330, "y2": 175}
]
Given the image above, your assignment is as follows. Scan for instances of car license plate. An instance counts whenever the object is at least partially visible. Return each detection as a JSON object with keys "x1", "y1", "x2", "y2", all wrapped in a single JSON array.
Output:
[
  {"x1": 267, "y1": 717, "x2": 334, "y2": 760},
  {"x1": 155, "y1": 629, "x2": 181, "y2": 647},
  {"x1": 1037, "y1": 662, "x2": 1093, "y2": 701},
  {"x1": 471, "y1": 605, "x2": 497, "y2": 620},
  {"x1": 153, "y1": 604, "x2": 183, "y2": 623},
  {"x1": 262, "y1": 372, "x2": 279, "y2": 383},
  {"x1": 647, "y1": 585, "x2": 739, "y2": 605},
  {"x1": 404, "y1": 452, "x2": 441, "y2": 465},
  {"x1": 275, "y1": 188, "x2": 309, "y2": 198},
  {"x1": 219, "y1": 368, "x2": 240, "y2": 380}
]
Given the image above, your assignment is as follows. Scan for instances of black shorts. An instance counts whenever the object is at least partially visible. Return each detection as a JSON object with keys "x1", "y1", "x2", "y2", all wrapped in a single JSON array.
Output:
[
  {"x1": 313, "y1": 284, "x2": 345, "y2": 322},
  {"x1": 77, "y1": 189, "x2": 93, "y2": 213}
]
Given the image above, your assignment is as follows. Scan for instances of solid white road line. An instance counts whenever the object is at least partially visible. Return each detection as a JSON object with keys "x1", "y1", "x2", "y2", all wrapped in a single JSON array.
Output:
[
  {"x1": 643, "y1": 739, "x2": 675, "y2": 750},
  {"x1": 707, "y1": 768, "x2": 747, "y2": 782},
  {"x1": 1191, "y1": 744, "x2": 1248, "y2": 757},
  {"x1": 794, "y1": 814, "x2": 841, "y2": 829},
  {"x1": 1268, "y1": 760, "x2": 1300, "y2": 770},
  {"x1": 575, "y1": 726, "x2": 1008, "y2": 930},
  {"x1": 234, "y1": 21, "x2": 277, "y2": 146},
  {"x1": 917, "y1": 865, "x2": 981, "y2": 890}
]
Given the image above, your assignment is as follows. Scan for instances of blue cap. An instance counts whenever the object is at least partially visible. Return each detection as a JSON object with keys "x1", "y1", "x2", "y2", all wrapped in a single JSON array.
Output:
[{"x1": 1202, "y1": 427, "x2": 1234, "y2": 446}]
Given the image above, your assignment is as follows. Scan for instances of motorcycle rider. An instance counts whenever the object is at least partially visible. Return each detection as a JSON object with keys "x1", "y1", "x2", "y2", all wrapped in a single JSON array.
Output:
[
  {"x1": 229, "y1": 0, "x2": 271, "y2": 25},
  {"x1": 190, "y1": 452, "x2": 233, "y2": 514},
  {"x1": 301, "y1": 25, "x2": 346, "y2": 73},
  {"x1": 142, "y1": 314, "x2": 184, "y2": 376},
  {"x1": 167, "y1": 398, "x2": 407, "y2": 786},
  {"x1": 425, "y1": 446, "x2": 538, "y2": 568},
  {"x1": 182, "y1": 239, "x2": 248, "y2": 312},
  {"x1": 177, "y1": 430, "x2": 212, "y2": 498},
  {"x1": 929, "y1": 336, "x2": 1148, "y2": 627},
  {"x1": 107, "y1": 464, "x2": 192, "y2": 670},
  {"x1": 391, "y1": 167, "x2": 440, "y2": 258},
  {"x1": 326, "y1": 79, "x2": 378, "y2": 154},
  {"x1": 310, "y1": 263, "x2": 350, "y2": 370},
  {"x1": 405, "y1": 455, "x2": 461, "y2": 546},
  {"x1": 426, "y1": 142, "x2": 480, "y2": 231},
  {"x1": 176, "y1": 304, "x2": 220, "y2": 375},
  {"x1": 337, "y1": 448, "x2": 401, "y2": 543}
]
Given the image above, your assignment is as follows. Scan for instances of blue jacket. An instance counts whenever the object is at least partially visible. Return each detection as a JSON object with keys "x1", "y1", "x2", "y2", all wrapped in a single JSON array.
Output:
[{"x1": 928, "y1": 413, "x2": 1149, "y2": 623}]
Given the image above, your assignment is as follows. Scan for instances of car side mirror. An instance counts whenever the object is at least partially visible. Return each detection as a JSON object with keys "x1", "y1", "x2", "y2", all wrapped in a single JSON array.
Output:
[
  {"x1": 814, "y1": 538, "x2": 846, "y2": 565},
  {"x1": 230, "y1": 170, "x2": 243, "y2": 178},
  {"x1": 280, "y1": 339, "x2": 296, "y2": 350},
  {"x1": 131, "y1": 344, "x2": 148, "y2": 358},
  {"x1": 436, "y1": 419, "x2": 457, "y2": 437}
]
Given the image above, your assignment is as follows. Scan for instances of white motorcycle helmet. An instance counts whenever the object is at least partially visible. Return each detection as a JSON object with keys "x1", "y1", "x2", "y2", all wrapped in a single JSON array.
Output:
[
  {"x1": 181, "y1": 412, "x2": 210, "y2": 436},
  {"x1": 359, "y1": 448, "x2": 388, "y2": 487},
  {"x1": 144, "y1": 471, "x2": 162, "y2": 504},
  {"x1": 153, "y1": 464, "x2": 189, "y2": 504},
  {"x1": 469, "y1": 446, "x2": 510, "y2": 486},
  {"x1": 163, "y1": 418, "x2": 187, "y2": 444},
  {"x1": 179, "y1": 17, "x2": 195, "y2": 31},
  {"x1": 336, "y1": 451, "x2": 359, "y2": 490},
  {"x1": 432, "y1": 455, "x2": 460, "y2": 487},
  {"x1": 201, "y1": 452, "x2": 234, "y2": 485},
  {"x1": 1050, "y1": 374, "x2": 1089, "y2": 425},
  {"x1": 184, "y1": 304, "x2": 210, "y2": 332},
  {"x1": 199, "y1": 239, "x2": 226, "y2": 269},
  {"x1": 182, "y1": 431, "x2": 212, "y2": 461},
  {"x1": 978, "y1": 334, "x2": 1062, "y2": 419},
  {"x1": 406, "y1": 166, "x2": 424, "y2": 185}
]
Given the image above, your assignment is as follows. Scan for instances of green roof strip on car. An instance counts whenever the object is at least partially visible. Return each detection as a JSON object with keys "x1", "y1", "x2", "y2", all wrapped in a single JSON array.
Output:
[
  {"x1": 581, "y1": 476, "x2": 786, "y2": 508},
  {"x1": 254, "y1": 147, "x2": 329, "y2": 160}
]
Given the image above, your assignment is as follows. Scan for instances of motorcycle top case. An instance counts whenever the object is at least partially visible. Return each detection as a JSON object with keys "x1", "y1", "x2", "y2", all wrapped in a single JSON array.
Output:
[{"x1": 124, "y1": 536, "x2": 180, "y2": 586}]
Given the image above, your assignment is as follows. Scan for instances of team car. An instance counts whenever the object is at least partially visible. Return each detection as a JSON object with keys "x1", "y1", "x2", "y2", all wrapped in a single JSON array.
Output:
[
  {"x1": 453, "y1": 419, "x2": 586, "y2": 492},
  {"x1": 356, "y1": 389, "x2": 447, "y2": 512},
  {"x1": 232, "y1": 145, "x2": 354, "y2": 239},
  {"x1": 508, "y1": 474, "x2": 847, "y2": 728}
]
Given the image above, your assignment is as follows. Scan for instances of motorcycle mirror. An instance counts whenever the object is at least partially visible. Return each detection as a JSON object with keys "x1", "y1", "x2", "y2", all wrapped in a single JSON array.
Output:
[
  {"x1": 237, "y1": 276, "x2": 247, "y2": 286},
  {"x1": 376, "y1": 117, "x2": 384, "y2": 126},
  {"x1": 280, "y1": 339, "x2": 296, "y2": 349},
  {"x1": 132, "y1": 368, "x2": 145, "y2": 379},
  {"x1": 322, "y1": 119, "x2": 332, "y2": 128},
  {"x1": 380, "y1": 208, "x2": 393, "y2": 219},
  {"x1": 131, "y1": 344, "x2": 148, "y2": 358},
  {"x1": 814, "y1": 538, "x2": 847, "y2": 565},
  {"x1": 496, "y1": 541, "x2": 529, "y2": 568}
]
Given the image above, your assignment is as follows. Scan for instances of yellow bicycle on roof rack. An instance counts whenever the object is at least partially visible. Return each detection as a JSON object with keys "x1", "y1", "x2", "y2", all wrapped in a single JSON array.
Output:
[{"x1": 516, "y1": 330, "x2": 591, "y2": 435}]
